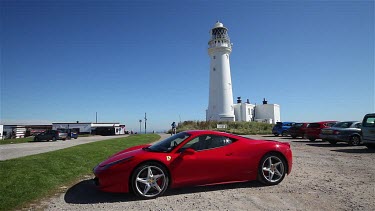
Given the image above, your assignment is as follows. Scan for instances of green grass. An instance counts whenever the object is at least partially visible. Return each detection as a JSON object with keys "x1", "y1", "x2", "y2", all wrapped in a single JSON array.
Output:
[
  {"x1": 173, "y1": 121, "x2": 274, "y2": 135},
  {"x1": 0, "y1": 134, "x2": 160, "y2": 211},
  {"x1": 0, "y1": 137, "x2": 34, "y2": 145}
]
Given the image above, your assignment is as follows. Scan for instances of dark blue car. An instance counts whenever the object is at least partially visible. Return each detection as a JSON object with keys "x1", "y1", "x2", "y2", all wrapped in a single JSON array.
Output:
[{"x1": 272, "y1": 122, "x2": 295, "y2": 136}]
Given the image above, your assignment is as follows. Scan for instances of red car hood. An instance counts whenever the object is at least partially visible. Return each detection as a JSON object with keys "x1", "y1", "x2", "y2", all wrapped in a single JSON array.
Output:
[{"x1": 99, "y1": 144, "x2": 150, "y2": 167}]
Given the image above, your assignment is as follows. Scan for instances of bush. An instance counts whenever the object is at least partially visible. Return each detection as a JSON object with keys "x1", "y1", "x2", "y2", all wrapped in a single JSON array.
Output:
[{"x1": 171, "y1": 121, "x2": 273, "y2": 135}]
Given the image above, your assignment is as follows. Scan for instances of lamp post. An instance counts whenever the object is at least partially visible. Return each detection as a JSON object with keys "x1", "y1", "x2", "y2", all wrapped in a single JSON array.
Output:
[
  {"x1": 144, "y1": 112, "x2": 147, "y2": 134},
  {"x1": 139, "y1": 120, "x2": 142, "y2": 134}
]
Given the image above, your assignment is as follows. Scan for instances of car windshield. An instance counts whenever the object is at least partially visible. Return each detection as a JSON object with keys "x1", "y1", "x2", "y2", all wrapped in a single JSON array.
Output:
[
  {"x1": 332, "y1": 122, "x2": 353, "y2": 128},
  {"x1": 146, "y1": 132, "x2": 191, "y2": 152}
]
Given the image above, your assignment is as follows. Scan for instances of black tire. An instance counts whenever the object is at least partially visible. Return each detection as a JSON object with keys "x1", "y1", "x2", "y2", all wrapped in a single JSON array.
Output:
[
  {"x1": 281, "y1": 131, "x2": 286, "y2": 137},
  {"x1": 34, "y1": 137, "x2": 39, "y2": 142},
  {"x1": 258, "y1": 153, "x2": 287, "y2": 186},
  {"x1": 349, "y1": 135, "x2": 361, "y2": 146},
  {"x1": 309, "y1": 138, "x2": 316, "y2": 142},
  {"x1": 328, "y1": 140, "x2": 337, "y2": 145},
  {"x1": 274, "y1": 133, "x2": 279, "y2": 137},
  {"x1": 130, "y1": 162, "x2": 169, "y2": 199},
  {"x1": 291, "y1": 135, "x2": 297, "y2": 139},
  {"x1": 52, "y1": 137, "x2": 57, "y2": 141}
]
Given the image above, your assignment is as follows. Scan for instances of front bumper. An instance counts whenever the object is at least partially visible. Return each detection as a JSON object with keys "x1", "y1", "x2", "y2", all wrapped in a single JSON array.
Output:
[{"x1": 93, "y1": 164, "x2": 132, "y2": 193}]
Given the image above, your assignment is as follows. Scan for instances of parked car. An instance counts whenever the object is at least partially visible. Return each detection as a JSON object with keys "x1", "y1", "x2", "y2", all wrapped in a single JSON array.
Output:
[
  {"x1": 288, "y1": 123, "x2": 309, "y2": 139},
  {"x1": 361, "y1": 113, "x2": 375, "y2": 149},
  {"x1": 320, "y1": 121, "x2": 362, "y2": 145},
  {"x1": 93, "y1": 130, "x2": 293, "y2": 199},
  {"x1": 304, "y1": 121, "x2": 338, "y2": 141},
  {"x1": 272, "y1": 122, "x2": 295, "y2": 136},
  {"x1": 57, "y1": 128, "x2": 78, "y2": 140},
  {"x1": 34, "y1": 130, "x2": 67, "y2": 141}
]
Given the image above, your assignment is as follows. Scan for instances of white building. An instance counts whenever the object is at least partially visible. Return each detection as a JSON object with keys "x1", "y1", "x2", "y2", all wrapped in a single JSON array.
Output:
[
  {"x1": 0, "y1": 125, "x2": 3, "y2": 140},
  {"x1": 52, "y1": 122, "x2": 126, "y2": 135},
  {"x1": 233, "y1": 97, "x2": 280, "y2": 124},
  {"x1": 206, "y1": 22, "x2": 281, "y2": 124}
]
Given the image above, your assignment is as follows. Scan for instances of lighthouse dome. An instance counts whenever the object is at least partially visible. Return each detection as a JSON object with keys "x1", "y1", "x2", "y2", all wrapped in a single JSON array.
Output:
[{"x1": 214, "y1": 21, "x2": 224, "y2": 28}]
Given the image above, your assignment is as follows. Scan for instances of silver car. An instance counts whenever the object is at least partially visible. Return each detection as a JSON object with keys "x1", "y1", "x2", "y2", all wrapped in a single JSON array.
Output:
[{"x1": 320, "y1": 121, "x2": 362, "y2": 146}]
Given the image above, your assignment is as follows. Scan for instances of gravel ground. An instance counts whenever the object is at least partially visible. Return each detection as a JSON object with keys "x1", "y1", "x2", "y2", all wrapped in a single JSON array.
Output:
[
  {"x1": 0, "y1": 135, "x2": 127, "y2": 160},
  {"x1": 29, "y1": 135, "x2": 375, "y2": 210}
]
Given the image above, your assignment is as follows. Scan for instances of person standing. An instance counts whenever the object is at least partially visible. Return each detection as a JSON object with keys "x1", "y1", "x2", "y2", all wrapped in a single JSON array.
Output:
[{"x1": 171, "y1": 122, "x2": 177, "y2": 135}]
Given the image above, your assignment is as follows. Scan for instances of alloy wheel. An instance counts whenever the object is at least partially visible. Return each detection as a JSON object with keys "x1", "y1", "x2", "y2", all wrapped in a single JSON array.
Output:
[
  {"x1": 134, "y1": 165, "x2": 167, "y2": 198},
  {"x1": 261, "y1": 156, "x2": 285, "y2": 183}
]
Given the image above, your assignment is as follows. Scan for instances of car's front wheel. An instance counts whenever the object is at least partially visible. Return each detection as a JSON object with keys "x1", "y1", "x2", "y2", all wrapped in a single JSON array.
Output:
[
  {"x1": 349, "y1": 136, "x2": 361, "y2": 146},
  {"x1": 131, "y1": 162, "x2": 169, "y2": 199},
  {"x1": 309, "y1": 138, "x2": 316, "y2": 142},
  {"x1": 258, "y1": 153, "x2": 287, "y2": 185},
  {"x1": 273, "y1": 133, "x2": 279, "y2": 137},
  {"x1": 52, "y1": 137, "x2": 57, "y2": 141}
]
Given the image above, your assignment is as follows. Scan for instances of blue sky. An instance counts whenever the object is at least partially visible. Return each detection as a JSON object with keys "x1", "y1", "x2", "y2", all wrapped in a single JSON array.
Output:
[{"x1": 1, "y1": 0, "x2": 374, "y2": 131}]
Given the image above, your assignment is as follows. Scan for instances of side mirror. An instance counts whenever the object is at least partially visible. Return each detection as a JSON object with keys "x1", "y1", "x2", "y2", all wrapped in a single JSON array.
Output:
[{"x1": 182, "y1": 148, "x2": 195, "y2": 155}]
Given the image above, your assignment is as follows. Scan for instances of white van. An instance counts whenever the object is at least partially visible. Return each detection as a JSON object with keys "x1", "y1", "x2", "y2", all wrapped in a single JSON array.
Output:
[{"x1": 361, "y1": 113, "x2": 375, "y2": 149}]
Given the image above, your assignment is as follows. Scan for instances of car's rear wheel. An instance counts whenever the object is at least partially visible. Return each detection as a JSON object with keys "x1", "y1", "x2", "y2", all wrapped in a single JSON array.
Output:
[
  {"x1": 281, "y1": 131, "x2": 286, "y2": 137},
  {"x1": 52, "y1": 137, "x2": 57, "y2": 141},
  {"x1": 131, "y1": 162, "x2": 169, "y2": 199},
  {"x1": 309, "y1": 138, "x2": 316, "y2": 142},
  {"x1": 273, "y1": 133, "x2": 279, "y2": 137},
  {"x1": 328, "y1": 140, "x2": 337, "y2": 145},
  {"x1": 258, "y1": 153, "x2": 287, "y2": 185},
  {"x1": 291, "y1": 135, "x2": 297, "y2": 139},
  {"x1": 349, "y1": 136, "x2": 361, "y2": 146},
  {"x1": 34, "y1": 137, "x2": 39, "y2": 142}
]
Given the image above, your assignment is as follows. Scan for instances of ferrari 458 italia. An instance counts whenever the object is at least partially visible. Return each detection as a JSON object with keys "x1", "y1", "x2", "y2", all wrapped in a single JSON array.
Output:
[{"x1": 93, "y1": 130, "x2": 293, "y2": 199}]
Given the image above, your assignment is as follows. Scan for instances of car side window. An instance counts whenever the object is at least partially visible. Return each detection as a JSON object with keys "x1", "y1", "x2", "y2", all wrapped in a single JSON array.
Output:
[
  {"x1": 181, "y1": 135, "x2": 233, "y2": 151},
  {"x1": 363, "y1": 117, "x2": 375, "y2": 127}
]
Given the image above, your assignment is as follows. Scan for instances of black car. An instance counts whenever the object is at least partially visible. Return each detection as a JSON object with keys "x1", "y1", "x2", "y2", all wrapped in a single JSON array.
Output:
[
  {"x1": 320, "y1": 121, "x2": 362, "y2": 145},
  {"x1": 34, "y1": 130, "x2": 68, "y2": 141}
]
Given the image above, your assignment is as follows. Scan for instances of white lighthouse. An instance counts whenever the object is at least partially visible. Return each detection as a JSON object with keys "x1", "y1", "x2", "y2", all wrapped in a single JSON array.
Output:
[{"x1": 206, "y1": 21, "x2": 235, "y2": 121}]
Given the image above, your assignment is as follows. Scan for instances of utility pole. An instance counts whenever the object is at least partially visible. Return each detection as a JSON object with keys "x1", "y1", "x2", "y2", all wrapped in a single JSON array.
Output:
[
  {"x1": 96, "y1": 112, "x2": 97, "y2": 123},
  {"x1": 144, "y1": 112, "x2": 147, "y2": 134},
  {"x1": 139, "y1": 119, "x2": 142, "y2": 134}
]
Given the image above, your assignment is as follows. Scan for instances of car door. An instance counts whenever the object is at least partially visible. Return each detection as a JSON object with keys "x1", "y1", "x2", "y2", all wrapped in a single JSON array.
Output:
[
  {"x1": 362, "y1": 114, "x2": 375, "y2": 143},
  {"x1": 170, "y1": 134, "x2": 234, "y2": 187}
]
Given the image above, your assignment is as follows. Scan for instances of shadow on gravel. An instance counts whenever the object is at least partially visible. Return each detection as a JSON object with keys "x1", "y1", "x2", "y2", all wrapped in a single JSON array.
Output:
[
  {"x1": 291, "y1": 140, "x2": 315, "y2": 143},
  {"x1": 164, "y1": 181, "x2": 262, "y2": 197},
  {"x1": 65, "y1": 180, "x2": 262, "y2": 204},
  {"x1": 306, "y1": 143, "x2": 351, "y2": 148},
  {"x1": 331, "y1": 148, "x2": 375, "y2": 154},
  {"x1": 64, "y1": 180, "x2": 138, "y2": 204}
]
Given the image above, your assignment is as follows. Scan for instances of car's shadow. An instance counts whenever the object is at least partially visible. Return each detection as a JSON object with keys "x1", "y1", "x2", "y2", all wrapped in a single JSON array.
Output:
[
  {"x1": 331, "y1": 148, "x2": 375, "y2": 154},
  {"x1": 291, "y1": 140, "x2": 316, "y2": 143},
  {"x1": 64, "y1": 179, "x2": 262, "y2": 204},
  {"x1": 306, "y1": 143, "x2": 351, "y2": 148}
]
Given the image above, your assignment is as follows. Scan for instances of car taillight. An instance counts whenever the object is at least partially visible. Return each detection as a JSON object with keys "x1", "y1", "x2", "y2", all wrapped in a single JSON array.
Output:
[{"x1": 333, "y1": 130, "x2": 340, "y2": 135}]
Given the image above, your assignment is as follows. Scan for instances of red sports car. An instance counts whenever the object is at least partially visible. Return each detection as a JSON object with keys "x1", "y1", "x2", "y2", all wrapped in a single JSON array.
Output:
[{"x1": 93, "y1": 130, "x2": 293, "y2": 199}]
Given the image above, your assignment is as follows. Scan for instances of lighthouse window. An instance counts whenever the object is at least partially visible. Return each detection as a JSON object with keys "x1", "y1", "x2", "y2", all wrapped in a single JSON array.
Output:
[
  {"x1": 213, "y1": 56, "x2": 216, "y2": 59},
  {"x1": 213, "y1": 68, "x2": 216, "y2": 71}
]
